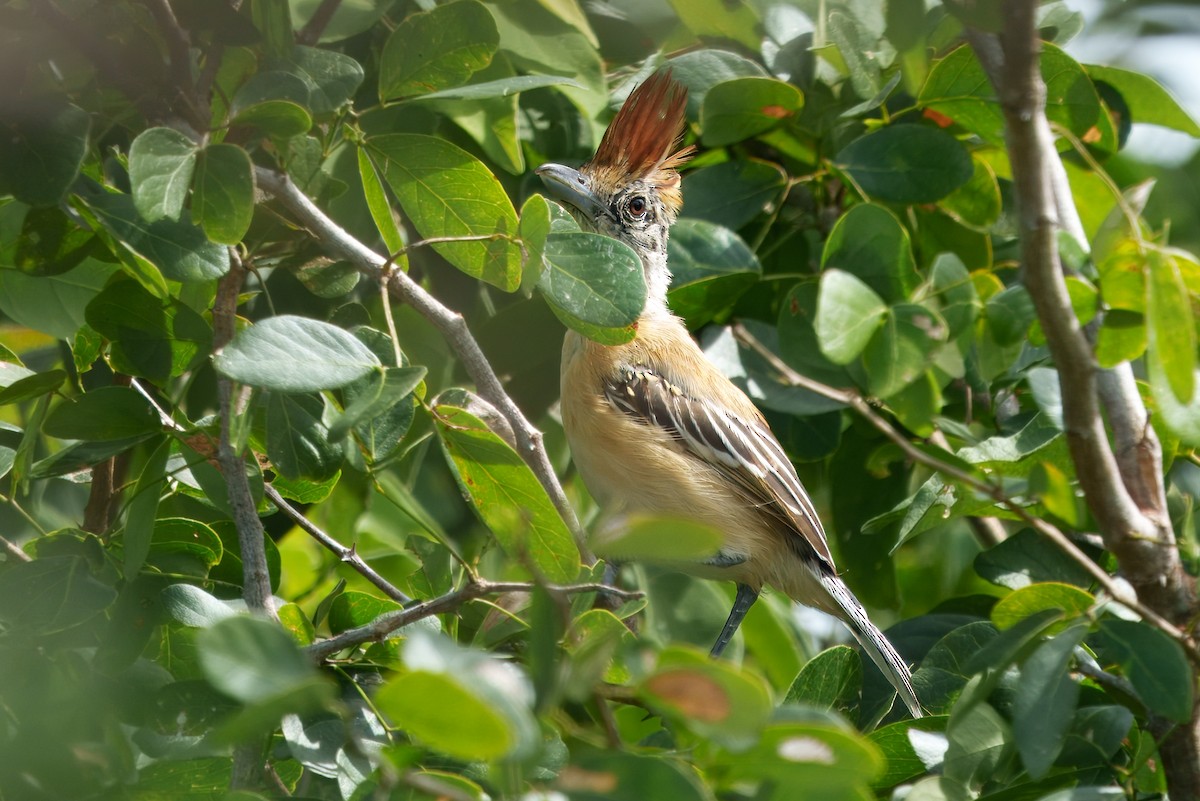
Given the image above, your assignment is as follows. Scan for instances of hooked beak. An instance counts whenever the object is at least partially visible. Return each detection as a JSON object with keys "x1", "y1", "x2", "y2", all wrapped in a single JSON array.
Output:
[{"x1": 536, "y1": 163, "x2": 602, "y2": 217}]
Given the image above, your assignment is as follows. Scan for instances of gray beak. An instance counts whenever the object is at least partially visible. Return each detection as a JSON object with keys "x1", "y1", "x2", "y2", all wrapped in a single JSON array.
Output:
[{"x1": 536, "y1": 163, "x2": 602, "y2": 217}]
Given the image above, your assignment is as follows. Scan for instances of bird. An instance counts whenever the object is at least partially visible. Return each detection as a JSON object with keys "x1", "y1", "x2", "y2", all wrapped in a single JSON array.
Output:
[{"x1": 536, "y1": 70, "x2": 922, "y2": 719}]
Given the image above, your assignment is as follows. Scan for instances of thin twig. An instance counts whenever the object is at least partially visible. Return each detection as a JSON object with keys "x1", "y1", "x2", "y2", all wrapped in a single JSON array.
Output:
[
  {"x1": 305, "y1": 579, "x2": 642, "y2": 661},
  {"x1": 0, "y1": 533, "x2": 31, "y2": 563},
  {"x1": 253, "y1": 166, "x2": 593, "y2": 563},
  {"x1": 730, "y1": 322, "x2": 1198, "y2": 660},
  {"x1": 263, "y1": 484, "x2": 413, "y2": 604}
]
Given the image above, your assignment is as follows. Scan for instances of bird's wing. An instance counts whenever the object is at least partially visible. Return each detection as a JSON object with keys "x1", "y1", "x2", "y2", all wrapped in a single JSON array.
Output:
[{"x1": 603, "y1": 364, "x2": 834, "y2": 567}]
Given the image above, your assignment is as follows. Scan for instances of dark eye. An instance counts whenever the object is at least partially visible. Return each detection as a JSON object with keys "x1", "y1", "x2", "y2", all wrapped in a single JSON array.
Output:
[{"x1": 628, "y1": 196, "x2": 647, "y2": 217}]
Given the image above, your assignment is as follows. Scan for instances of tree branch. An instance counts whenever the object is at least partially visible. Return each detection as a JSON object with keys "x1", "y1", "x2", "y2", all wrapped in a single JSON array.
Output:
[
  {"x1": 253, "y1": 166, "x2": 593, "y2": 563},
  {"x1": 215, "y1": 256, "x2": 278, "y2": 623},
  {"x1": 965, "y1": 7, "x2": 1195, "y2": 622},
  {"x1": 731, "y1": 322, "x2": 1198, "y2": 661},
  {"x1": 263, "y1": 484, "x2": 413, "y2": 605},
  {"x1": 305, "y1": 579, "x2": 641, "y2": 661}
]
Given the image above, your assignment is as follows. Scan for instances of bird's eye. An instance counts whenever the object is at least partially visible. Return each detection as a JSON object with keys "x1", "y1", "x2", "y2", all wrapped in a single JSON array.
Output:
[{"x1": 628, "y1": 196, "x2": 647, "y2": 218}]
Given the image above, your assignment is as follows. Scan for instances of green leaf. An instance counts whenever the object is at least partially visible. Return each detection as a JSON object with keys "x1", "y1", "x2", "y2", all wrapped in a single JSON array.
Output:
[
  {"x1": 198, "y1": 615, "x2": 326, "y2": 702},
  {"x1": 565, "y1": 751, "x2": 711, "y2": 801},
  {"x1": 700, "y1": 77, "x2": 803, "y2": 148},
  {"x1": 835, "y1": 125, "x2": 973, "y2": 204},
  {"x1": 232, "y1": 99, "x2": 312, "y2": 138},
  {"x1": 925, "y1": 253, "x2": 980, "y2": 339},
  {"x1": 146, "y1": 517, "x2": 224, "y2": 576},
  {"x1": 822, "y1": 203, "x2": 918, "y2": 302},
  {"x1": 862, "y1": 304, "x2": 949, "y2": 398},
  {"x1": 433, "y1": 403, "x2": 579, "y2": 582},
  {"x1": 357, "y1": 147, "x2": 405, "y2": 256},
  {"x1": 667, "y1": 49, "x2": 769, "y2": 118},
  {"x1": 328, "y1": 591, "x2": 401, "y2": 634},
  {"x1": 408, "y1": 74, "x2": 583, "y2": 102},
  {"x1": 124, "y1": 437, "x2": 171, "y2": 577},
  {"x1": 720, "y1": 720, "x2": 886, "y2": 792},
  {"x1": 919, "y1": 43, "x2": 1101, "y2": 145},
  {"x1": 985, "y1": 285, "x2": 1037, "y2": 346},
  {"x1": 1146, "y1": 248, "x2": 1195, "y2": 404},
  {"x1": 682, "y1": 158, "x2": 788, "y2": 230},
  {"x1": 869, "y1": 716, "x2": 952, "y2": 790},
  {"x1": 1014, "y1": 623, "x2": 1087, "y2": 778},
  {"x1": 0, "y1": 369, "x2": 67, "y2": 406},
  {"x1": 939, "y1": 154, "x2": 1001, "y2": 229},
  {"x1": 289, "y1": 0, "x2": 397, "y2": 42},
  {"x1": 0, "y1": 257, "x2": 118, "y2": 340},
  {"x1": 75, "y1": 182, "x2": 230, "y2": 283},
  {"x1": 591, "y1": 514, "x2": 724, "y2": 563},
  {"x1": 266, "y1": 392, "x2": 341, "y2": 481},
  {"x1": 376, "y1": 631, "x2": 539, "y2": 761},
  {"x1": 162, "y1": 583, "x2": 240, "y2": 627},
  {"x1": 31, "y1": 434, "x2": 157, "y2": 479},
  {"x1": 193, "y1": 144, "x2": 255, "y2": 245},
  {"x1": 668, "y1": 0, "x2": 760, "y2": 50},
  {"x1": 667, "y1": 219, "x2": 761, "y2": 327},
  {"x1": 1098, "y1": 618, "x2": 1194, "y2": 724},
  {"x1": 944, "y1": 698, "x2": 1011, "y2": 787},
  {"x1": 295, "y1": 259, "x2": 360, "y2": 298},
  {"x1": 369, "y1": 133, "x2": 521, "y2": 291},
  {"x1": 518, "y1": 193, "x2": 551, "y2": 292},
  {"x1": 85, "y1": 279, "x2": 213, "y2": 383},
  {"x1": 974, "y1": 528, "x2": 1096, "y2": 591},
  {"x1": 991, "y1": 583, "x2": 1094, "y2": 632},
  {"x1": 785, "y1": 645, "x2": 863, "y2": 718},
  {"x1": 129, "y1": 127, "x2": 198, "y2": 221},
  {"x1": 539, "y1": 231, "x2": 645, "y2": 344},
  {"x1": 379, "y1": 0, "x2": 498, "y2": 101},
  {"x1": 329, "y1": 365, "x2": 425, "y2": 441},
  {"x1": 1086, "y1": 64, "x2": 1200, "y2": 137},
  {"x1": 277, "y1": 45, "x2": 365, "y2": 116},
  {"x1": 214, "y1": 315, "x2": 381, "y2": 392},
  {"x1": 0, "y1": 555, "x2": 117, "y2": 633},
  {"x1": 42, "y1": 386, "x2": 160, "y2": 441},
  {"x1": 231, "y1": 70, "x2": 313, "y2": 135},
  {"x1": 0, "y1": 99, "x2": 89, "y2": 207},
  {"x1": 815, "y1": 269, "x2": 887, "y2": 364}
]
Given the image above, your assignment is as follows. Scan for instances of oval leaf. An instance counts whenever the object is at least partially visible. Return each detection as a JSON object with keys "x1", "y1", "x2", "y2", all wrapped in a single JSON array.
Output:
[
  {"x1": 129, "y1": 127, "x2": 197, "y2": 222},
  {"x1": 43, "y1": 386, "x2": 161, "y2": 441},
  {"x1": 369, "y1": 133, "x2": 521, "y2": 291},
  {"x1": 700, "y1": 77, "x2": 803, "y2": 148},
  {"x1": 433, "y1": 403, "x2": 580, "y2": 582},
  {"x1": 214, "y1": 315, "x2": 381, "y2": 392},
  {"x1": 815, "y1": 269, "x2": 887, "y2": 364},
  {"x1": 538, "y1": 231, "x2": 645, "y2": 344},
  {"x1": 379, "y1": 0, "x2": 498, "y2": 101},
  {"x1": 835, "y1": 125, "x2": 973, "y2": 204},
  {"x1": 194, "y1": 143, "x2": 255, "y2": 245}
]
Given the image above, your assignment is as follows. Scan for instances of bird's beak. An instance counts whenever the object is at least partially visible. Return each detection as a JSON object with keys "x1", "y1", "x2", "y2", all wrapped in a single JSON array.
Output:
[{"x1": 536, "y1": 163, "x2": 602, "y2": 217}]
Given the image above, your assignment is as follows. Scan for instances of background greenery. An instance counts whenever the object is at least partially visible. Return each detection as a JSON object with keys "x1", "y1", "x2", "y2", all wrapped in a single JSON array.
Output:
[{"x1": 0, "y1": 0, "x2": 1198, "y2": 799}]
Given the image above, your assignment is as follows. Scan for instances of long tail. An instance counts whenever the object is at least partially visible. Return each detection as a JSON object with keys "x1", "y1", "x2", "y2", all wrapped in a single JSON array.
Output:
[{"x1": 819, "y1": 572, "x2": 923, "y2": 718}]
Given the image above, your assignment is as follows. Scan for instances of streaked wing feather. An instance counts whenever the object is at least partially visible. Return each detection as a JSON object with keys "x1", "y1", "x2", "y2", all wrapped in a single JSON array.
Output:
[{"x1": 604, "y1": 365, "x2": 834, "y2": 566}]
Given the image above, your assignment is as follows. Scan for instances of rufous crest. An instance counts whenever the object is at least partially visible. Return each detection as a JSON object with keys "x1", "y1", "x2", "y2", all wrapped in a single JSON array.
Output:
[{"x1": 584, "y1": 70, "x2": 695, "y2": 213}]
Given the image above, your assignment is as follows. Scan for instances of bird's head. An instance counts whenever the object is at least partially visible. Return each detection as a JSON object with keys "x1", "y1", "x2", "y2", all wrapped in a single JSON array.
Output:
[{"x1": 537, "y1": 71, "x2": 694, "y2": 306}]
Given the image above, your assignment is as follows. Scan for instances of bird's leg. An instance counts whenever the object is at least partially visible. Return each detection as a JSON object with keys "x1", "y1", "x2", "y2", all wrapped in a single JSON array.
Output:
[{"x1": 709, "y1": 583, "x2": 759, "y2": 658}]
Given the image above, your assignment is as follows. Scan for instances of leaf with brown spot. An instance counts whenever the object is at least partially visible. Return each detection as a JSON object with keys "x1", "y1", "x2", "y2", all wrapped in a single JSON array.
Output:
[{"x1": 643, "y1": 668, "x2": 731, "y2": 723}]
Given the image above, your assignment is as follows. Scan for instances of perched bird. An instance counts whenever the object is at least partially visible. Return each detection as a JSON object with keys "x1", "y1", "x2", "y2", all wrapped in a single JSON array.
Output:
[{"x1": 537, "y1": 71, "x2": 922, "y2": 718}]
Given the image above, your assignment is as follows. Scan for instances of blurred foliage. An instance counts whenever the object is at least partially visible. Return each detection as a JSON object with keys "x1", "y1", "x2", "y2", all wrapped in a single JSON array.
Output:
[{"x1": 0, "y1": 0, "x2": 1198, "y2": 800}]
